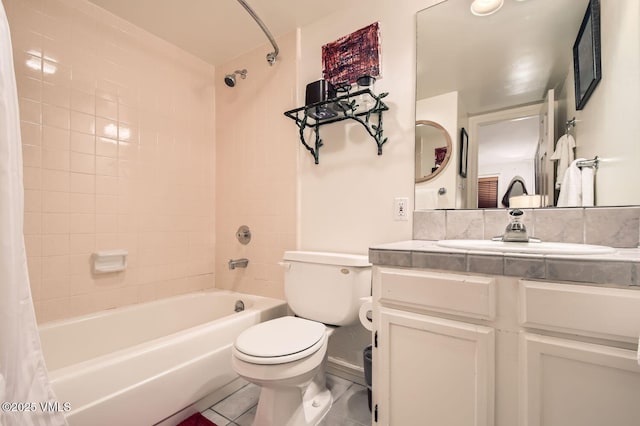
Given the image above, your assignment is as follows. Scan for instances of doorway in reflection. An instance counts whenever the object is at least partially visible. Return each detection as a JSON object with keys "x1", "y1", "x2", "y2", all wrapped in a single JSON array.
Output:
[{"x1": 476, "y1": 115, "x2": 539, "y2": 208}]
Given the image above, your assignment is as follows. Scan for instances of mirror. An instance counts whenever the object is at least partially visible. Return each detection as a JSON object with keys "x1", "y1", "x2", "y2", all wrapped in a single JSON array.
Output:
[
  {"x1": 415, "y1": 120, "x2": 452, "y2": 183},
  {"x1": 415, "y1": 0, "x2": 640, "y2": 209}
]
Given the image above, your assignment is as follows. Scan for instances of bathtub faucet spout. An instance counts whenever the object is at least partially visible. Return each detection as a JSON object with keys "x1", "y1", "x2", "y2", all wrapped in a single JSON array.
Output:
[{"x1": 228, "y1": 258, "x2": 249, "y2": 270}]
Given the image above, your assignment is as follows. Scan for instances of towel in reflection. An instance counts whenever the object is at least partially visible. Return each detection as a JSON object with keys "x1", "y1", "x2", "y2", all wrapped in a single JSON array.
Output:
[
  {"x1": 557, "y1": 158, "x2": 594, "y2": 207},
  {"x1": 550, "y1": 134, "x2": 576, "y2": 189}
]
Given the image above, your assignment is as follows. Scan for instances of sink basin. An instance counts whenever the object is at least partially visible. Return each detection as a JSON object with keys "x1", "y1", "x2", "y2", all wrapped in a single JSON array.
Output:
[{"x1": 435, "y1": 239, "x2": 616, "y2": 255}]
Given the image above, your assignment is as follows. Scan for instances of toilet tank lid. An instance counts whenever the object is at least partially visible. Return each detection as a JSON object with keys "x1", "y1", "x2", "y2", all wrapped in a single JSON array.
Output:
[{"x1": 283, "y1": 251, "x2": 371, "y2": 267}]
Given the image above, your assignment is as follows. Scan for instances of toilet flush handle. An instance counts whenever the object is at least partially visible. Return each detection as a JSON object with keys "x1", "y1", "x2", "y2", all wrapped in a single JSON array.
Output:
[{"x1": 277, "y1": 261, "x2": 291, "y2": 271}]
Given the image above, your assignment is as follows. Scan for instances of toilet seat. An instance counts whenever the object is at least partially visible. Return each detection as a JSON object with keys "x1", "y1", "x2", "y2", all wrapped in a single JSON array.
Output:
[{"x1": 234, "y1": 316, "x2": 327, "y2": 365}]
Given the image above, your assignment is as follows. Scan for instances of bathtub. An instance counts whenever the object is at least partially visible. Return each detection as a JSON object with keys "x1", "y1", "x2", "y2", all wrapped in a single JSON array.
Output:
[{"x1": 38, "y1": 290, "x2": 287, "y2": 426}]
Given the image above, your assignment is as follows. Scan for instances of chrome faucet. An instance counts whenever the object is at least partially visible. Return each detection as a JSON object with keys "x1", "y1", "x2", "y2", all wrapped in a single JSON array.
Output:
[
  {"x1": 503, "y1": 209, "x2": 529, "y2": 242},
  {"x1": 228, "y1": 258, "x2": 249, "y2": 270},
  {"x1": 493, "y1": 209, "x2": 539, "y2": 243}
]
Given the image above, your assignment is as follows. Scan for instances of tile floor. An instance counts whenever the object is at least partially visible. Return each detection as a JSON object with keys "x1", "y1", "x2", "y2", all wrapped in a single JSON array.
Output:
[{"x1": 201, "y1": 374, "x2": 371, "y2": 426}]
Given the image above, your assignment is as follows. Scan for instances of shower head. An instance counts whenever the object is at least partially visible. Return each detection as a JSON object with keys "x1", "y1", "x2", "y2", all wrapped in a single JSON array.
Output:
[{"x1": 224, "y1": 69, "x2": 247, "y2": 87}]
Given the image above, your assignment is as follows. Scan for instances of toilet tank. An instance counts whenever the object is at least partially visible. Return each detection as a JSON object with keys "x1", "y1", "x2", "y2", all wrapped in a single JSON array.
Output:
[{"x1": 283, "y1": 251, "x2": 371, "y2": 326}]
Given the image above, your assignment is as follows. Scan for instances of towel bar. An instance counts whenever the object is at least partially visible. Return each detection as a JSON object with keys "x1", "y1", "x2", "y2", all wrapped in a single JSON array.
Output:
[{"x1": 576, "y1": 156, "x2": 599, "y2": 169}]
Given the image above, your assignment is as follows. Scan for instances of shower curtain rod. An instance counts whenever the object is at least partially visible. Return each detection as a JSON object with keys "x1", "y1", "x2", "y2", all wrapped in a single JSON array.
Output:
[{"x1": 236, "y1": 0, "x2": 279, "y2": 65}]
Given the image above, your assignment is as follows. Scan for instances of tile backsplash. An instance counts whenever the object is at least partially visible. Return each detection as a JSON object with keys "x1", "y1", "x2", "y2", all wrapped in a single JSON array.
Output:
[
  {"x1": 6, "y1": 0, "x2": 216, "y2": 322},
  {"x1": 414, "y1": 207, "x2": 640, "y2": 248}
]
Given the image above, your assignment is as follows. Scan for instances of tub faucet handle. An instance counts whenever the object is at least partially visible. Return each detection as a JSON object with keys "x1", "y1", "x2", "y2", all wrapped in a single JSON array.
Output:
[{"x1": 236, "y1": 225, "x2": 251, "y2": 245}]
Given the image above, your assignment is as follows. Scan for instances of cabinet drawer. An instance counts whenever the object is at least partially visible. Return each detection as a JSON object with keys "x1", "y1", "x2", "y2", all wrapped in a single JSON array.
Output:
[
  {"x1": 519, "y1": 280, "x2": 640, "y2": 343},
  {"x1": 376, "y1": 268, "x2": 496, "y2": 320}
]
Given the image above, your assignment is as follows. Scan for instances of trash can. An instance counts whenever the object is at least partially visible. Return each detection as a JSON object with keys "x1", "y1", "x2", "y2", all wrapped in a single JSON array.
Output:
[{"x1": 363, "y1": 344, "x2": 372, "y2": 411}]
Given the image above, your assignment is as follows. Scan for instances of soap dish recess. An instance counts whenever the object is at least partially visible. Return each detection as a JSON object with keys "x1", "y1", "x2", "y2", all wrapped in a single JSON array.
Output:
[{"x1": 93, "y1": 250, "x2": 128, "y2": 274}]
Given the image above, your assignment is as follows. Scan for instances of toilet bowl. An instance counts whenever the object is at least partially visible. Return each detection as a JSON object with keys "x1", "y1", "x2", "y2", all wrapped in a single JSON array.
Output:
[{"x1": 230, "y1": 251, "x2": 372, "y2": 426}]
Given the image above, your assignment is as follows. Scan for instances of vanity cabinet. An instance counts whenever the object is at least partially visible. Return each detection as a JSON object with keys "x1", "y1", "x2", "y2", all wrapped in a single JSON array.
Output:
[
  {"x1": 376, "y1": 308, "x2": 494, "y2": 426},
  {"x1": 372, "y1": 267, "x2": 498, "y2": 426},
  {"x1": 371, "y1": 266, "x2": 640, "y2": 426},
  {"x1": 518, "y1": 280, "x2": 640, "y2": 426},
  {"x1": 520, "y1": 333, "x2": 640, "y2": 426}
]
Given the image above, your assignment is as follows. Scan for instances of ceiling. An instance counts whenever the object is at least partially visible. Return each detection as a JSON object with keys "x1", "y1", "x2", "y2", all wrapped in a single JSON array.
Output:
[
  {"x1": 86, "y1": 0, "x2": 348, "y2": 66},
  {"x1": 417, "y1": 0, "x2": 587, "y2": 115},
  {"x1": 416, "y1": 0, "x2": 587, "y2": 171}
]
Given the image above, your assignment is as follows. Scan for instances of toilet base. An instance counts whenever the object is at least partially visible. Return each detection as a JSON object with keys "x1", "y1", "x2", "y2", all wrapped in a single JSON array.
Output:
[
  {"x1": 253, "y1": 382, "x2": 331, "y2": 426},
  {"x1": 252, "y1": 354, "x2": 332, "y2": 426}
]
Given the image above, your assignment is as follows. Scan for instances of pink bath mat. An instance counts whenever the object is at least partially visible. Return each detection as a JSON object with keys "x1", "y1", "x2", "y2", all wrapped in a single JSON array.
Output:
[{"x1": 176, "y1": 412, "x2": 217, "y2": 426}]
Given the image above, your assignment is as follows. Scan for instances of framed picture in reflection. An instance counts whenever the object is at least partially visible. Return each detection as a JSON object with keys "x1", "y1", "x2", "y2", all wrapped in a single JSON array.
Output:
[
  {"x1": 573, "y1": 0, "x2": 601, "y2": 110},
  {"x1": 459, "y1": 127, "x2": 468, "y2": 178}
]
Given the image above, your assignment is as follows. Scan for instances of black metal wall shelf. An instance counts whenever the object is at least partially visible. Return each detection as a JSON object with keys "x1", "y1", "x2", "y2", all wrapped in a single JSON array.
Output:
[{"x1": 283, "y1": 89, "x2": 389, "y2": 164}]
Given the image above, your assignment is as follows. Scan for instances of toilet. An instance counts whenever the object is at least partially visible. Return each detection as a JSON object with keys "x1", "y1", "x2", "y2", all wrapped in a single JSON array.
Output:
[{"x1": 231, "y1": 251, "x2": 372, "y2": 426}]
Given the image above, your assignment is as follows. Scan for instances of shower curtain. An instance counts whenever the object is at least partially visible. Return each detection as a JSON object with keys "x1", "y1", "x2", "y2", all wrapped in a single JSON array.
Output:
[{"x1": 0, "y1": 2, "x2": 67, "y2": 425}]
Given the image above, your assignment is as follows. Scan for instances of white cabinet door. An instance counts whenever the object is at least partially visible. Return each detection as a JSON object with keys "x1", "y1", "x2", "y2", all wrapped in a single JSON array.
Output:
[
  {"x1": 520, "y1": 332, "x2": 640, "y2": 426},
  {"x1": 375, "y1": 307, "x2": 494, "y2": 426}
]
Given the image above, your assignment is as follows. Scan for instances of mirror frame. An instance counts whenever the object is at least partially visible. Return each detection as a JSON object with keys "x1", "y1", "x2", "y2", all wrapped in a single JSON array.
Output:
[{"x1": 415, "y1": 120, "x2": 453, "y2": 183}]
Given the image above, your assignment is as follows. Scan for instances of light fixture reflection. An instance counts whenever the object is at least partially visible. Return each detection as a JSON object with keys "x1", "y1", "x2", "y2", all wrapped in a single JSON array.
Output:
[
  {"x1": 119, "y1": 126, "x2": 131, "y2": 141},
  {"x1": 25, "y1": 49, "x2": 57, "y2": 75},
  {"x1": 470, "y1": 0, "x2": 504, "y2": 16},
  {"x1": 103, "y1": 123, "x2": 131, "y2": 141},
  {"x1": 104, "y1": 123, "x2": 118, "y2": 138}
]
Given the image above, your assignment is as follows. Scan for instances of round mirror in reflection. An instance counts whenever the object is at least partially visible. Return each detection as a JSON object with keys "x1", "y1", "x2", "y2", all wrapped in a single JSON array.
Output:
[{"x1": 415, "y1": 120, "x2": 452, "y2": 183}]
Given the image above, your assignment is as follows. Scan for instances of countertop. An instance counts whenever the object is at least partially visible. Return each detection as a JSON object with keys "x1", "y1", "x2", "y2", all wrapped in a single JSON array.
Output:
[{"x1": 369, "y1": 240, "x2": 640, "y2": 287}]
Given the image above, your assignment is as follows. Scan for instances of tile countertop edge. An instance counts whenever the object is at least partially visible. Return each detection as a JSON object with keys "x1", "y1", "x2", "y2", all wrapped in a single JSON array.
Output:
[{"x1": 369, "y1": 241, "x2": 640, "y2": 287}]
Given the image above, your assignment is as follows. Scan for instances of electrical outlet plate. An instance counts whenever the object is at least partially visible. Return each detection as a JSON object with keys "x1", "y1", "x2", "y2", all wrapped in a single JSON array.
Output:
[{"x1": 394, "y1": 197, "x2": 409, "y2": 221}]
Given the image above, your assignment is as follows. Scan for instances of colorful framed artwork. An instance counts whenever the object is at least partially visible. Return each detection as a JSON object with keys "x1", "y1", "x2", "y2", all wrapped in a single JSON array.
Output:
[{"x1": 322, "y1": 22, "x2": 381, "y2": 87}]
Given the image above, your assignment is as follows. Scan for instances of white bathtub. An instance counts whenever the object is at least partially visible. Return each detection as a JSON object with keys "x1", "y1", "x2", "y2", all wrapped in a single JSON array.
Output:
[{"x1": 38, "y1": 290, "x2": 287, "y2": 426}]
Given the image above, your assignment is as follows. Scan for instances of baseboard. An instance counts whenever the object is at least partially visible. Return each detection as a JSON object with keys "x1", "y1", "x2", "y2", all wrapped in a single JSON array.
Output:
[{"x1": 327, "y1": 356, "x2": 366, "y2": 387}]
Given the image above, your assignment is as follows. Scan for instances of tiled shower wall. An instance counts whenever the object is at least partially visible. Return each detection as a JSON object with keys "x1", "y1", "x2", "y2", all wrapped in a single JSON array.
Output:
[
  {"x1": 5, "y1": 0, "x2": 216, "y2": 322},
  {"x1": 214, "y1": 34, "x2": 298, "y2": 300}
]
